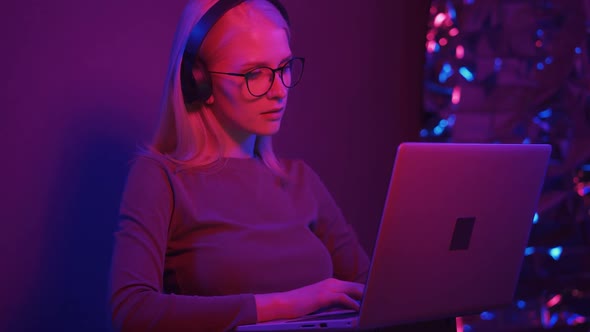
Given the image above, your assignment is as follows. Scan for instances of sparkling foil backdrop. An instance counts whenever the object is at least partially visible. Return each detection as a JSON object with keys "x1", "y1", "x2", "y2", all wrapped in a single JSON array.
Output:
[{"x1": 422, "y1": 0, "x2": 590, "y2": 330}]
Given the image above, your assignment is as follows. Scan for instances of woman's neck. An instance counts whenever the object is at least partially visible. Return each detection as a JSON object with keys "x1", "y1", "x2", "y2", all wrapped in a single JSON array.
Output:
[
  {"x1": 220, "y1": 132, "x2": 257, "y2": 159},
  {"x1": 207, "y1": 108, "x2": 258, "y2": 159}
]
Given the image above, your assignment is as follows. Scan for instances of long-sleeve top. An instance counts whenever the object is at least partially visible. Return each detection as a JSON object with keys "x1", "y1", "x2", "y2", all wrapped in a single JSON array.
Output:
[{"x1": 109, "y1": 154, "x2": 370, "y2": 332}]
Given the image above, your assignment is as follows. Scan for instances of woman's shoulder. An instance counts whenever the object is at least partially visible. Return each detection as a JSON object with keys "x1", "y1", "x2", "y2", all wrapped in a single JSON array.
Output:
[
  {"x1": 281, "y1": 157, "x2": 304, "y2": 171},
  {"x1": 127, "y1": 150, "x2": 179, "y2": 178}
]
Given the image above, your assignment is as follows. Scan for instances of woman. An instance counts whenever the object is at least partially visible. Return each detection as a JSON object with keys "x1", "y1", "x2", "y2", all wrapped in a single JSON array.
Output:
[{"x1": 109, "y1": 0, "x2": 370, "y2": 331}]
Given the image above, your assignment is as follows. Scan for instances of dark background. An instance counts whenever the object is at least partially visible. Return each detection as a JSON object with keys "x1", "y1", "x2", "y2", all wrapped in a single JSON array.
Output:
[{"x1": 0, "y1": 0, "x2": 429, "y2": 330}]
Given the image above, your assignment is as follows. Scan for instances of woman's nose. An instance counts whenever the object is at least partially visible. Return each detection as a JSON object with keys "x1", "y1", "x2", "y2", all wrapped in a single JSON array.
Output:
[{"x1": 266, "y1": 72, "x2": 288, "y2": 99}]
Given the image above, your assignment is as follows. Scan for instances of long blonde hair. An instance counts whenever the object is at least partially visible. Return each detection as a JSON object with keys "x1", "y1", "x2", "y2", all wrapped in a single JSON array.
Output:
[{"x1": 145, "y1": 0, "x2": 290, "y2": 177}]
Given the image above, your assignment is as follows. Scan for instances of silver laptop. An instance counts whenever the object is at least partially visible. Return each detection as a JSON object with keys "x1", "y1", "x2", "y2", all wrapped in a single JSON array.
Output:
[{"x1": 237, "y1": 142, "x2": 551, "y2": 331}]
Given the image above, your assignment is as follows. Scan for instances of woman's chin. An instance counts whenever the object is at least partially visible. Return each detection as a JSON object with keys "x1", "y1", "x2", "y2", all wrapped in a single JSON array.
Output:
[{"x1": 254, "y1": 122, "x2": 282, "y2": 136}]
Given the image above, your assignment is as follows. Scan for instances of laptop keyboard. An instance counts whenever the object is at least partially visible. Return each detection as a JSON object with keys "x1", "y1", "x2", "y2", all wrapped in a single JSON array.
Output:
[{"x1": 286, "y1": 311, "x2": 358, "y2": 322}]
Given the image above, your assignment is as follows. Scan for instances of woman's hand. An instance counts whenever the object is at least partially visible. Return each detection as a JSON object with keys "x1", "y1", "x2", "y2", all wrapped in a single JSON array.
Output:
[{"x1": 254, "y1": 278, "x2": 364, "y2": 322}]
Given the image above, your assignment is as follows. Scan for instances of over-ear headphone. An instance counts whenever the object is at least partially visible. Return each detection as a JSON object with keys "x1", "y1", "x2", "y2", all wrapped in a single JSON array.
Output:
[{"x1": 180, "y1": 0, "x2": 290, "y2": 107}]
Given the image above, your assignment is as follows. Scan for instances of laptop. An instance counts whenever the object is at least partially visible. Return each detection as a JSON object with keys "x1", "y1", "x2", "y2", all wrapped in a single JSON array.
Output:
[{"x1": 237, "y1": 142, "x2": 552, "y2": 331}]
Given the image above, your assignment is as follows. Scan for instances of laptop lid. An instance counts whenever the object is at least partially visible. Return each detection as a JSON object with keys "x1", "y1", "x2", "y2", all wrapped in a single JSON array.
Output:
[
  {"x1": 237, "y1": 142, "x2": 551, "y2": 331},
  {"x1": 359, "y1": 142, "x2": 551, "y2": 329}
]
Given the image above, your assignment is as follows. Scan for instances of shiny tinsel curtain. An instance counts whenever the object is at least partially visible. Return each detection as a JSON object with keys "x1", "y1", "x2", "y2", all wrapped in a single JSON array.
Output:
[{"x1": 422, "y1": 0, "x2": 590, "y2": 330}]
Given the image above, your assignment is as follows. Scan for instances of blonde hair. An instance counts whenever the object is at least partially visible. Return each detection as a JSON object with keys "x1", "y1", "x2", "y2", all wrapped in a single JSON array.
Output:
[{"x1": 145, "y1": 0, "x2": 290, "y2": 177}]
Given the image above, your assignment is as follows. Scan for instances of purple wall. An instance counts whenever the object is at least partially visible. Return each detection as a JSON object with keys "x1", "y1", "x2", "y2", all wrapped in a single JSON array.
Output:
[{"x1": 0, "y1": 1, "x2": 427, "y2": 330}]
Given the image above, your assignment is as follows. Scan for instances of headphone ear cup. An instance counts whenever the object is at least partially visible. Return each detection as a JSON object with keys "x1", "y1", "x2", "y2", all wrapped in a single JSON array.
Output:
[
  {"x1": 180, "y1": 56, "x2": 212, "y2": 107},
  {"x1": 192, "y1": 57, "x2": 213, "y2": 103}
]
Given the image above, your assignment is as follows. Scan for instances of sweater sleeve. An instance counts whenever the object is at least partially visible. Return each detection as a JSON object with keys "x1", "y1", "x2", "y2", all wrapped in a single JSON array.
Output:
[
  {"x1": 109, "y1": 156, "x2": 257, "y2": 332},
  {"x1": 302, "y1": 162, "x2": 371, "y2": 284}
]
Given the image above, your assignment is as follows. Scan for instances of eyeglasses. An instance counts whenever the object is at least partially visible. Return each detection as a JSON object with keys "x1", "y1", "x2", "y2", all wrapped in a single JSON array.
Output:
[{"x1": 208, "y1": 57, "x2": 305, "y2": 97}]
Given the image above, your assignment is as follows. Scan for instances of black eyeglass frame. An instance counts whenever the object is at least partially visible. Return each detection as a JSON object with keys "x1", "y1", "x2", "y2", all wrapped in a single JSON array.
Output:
[{"x1": 208, "y1": 57, "x2": 305, "y2": 97}]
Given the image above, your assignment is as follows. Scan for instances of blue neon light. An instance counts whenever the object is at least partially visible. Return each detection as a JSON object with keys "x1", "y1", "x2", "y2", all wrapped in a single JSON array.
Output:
[
  {"x1": 438, "y1": 63, "x2": 453, "y2": 83},
  {"x1": 480, "y1": 311, "x2": 495, "y2": 320},
  {"x1": 549, "y1": 246, "x2": 563, "y2": 260},
  {"x1": 494, "y1": 58, "x2": 502, "y2": 71},
  {"x1": 459, "y1": 67, "x2": 474, "y2": 81},
  {"x1": 538, "y1": 108, "x2": 553, "y2": 119}
]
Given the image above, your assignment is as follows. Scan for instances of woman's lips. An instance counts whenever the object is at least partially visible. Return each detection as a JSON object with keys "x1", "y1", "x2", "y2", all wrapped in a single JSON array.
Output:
[
  {"x1": 261, "y1": 109, "x2": 284, "y2": 120},
  {"x1": 261, "y1": 108, "x2": 283, "y2": 115}
]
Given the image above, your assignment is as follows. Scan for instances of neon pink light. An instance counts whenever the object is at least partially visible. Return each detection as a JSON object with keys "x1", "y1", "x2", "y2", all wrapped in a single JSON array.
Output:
[
  {"x1": 547, "y1": 294, "x2": 562, "y2": 307},
  {"x1": 434, "y1": 13, "x2": 447, "y2": 27},
  {"x1": 427, "y1": 30, "x2": 436, "y2": 41},
  {"x1": 571, "y1": 316, "x2": 587, "y2": 325},
  {"x1": 427, "y1": 40, "x2": 438, "y2": 53},
  {"x1": 452, "y1": 86, "x2": 461, "y2": 104},
  {"x1": 456, "y1": 45, "x2": 464, "y2": 59},
  {"x1": 456, "y1": 317, "x2": 464, "y2": 332}
]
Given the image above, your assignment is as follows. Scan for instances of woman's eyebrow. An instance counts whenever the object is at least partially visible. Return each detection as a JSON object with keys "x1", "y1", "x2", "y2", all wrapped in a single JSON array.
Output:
[
  {"x1": 279, "y1": 55, "x2": 294, "y2": 64},
  {"x1": 239, "y1": 55, "x2": 294, "y2": 69}
]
